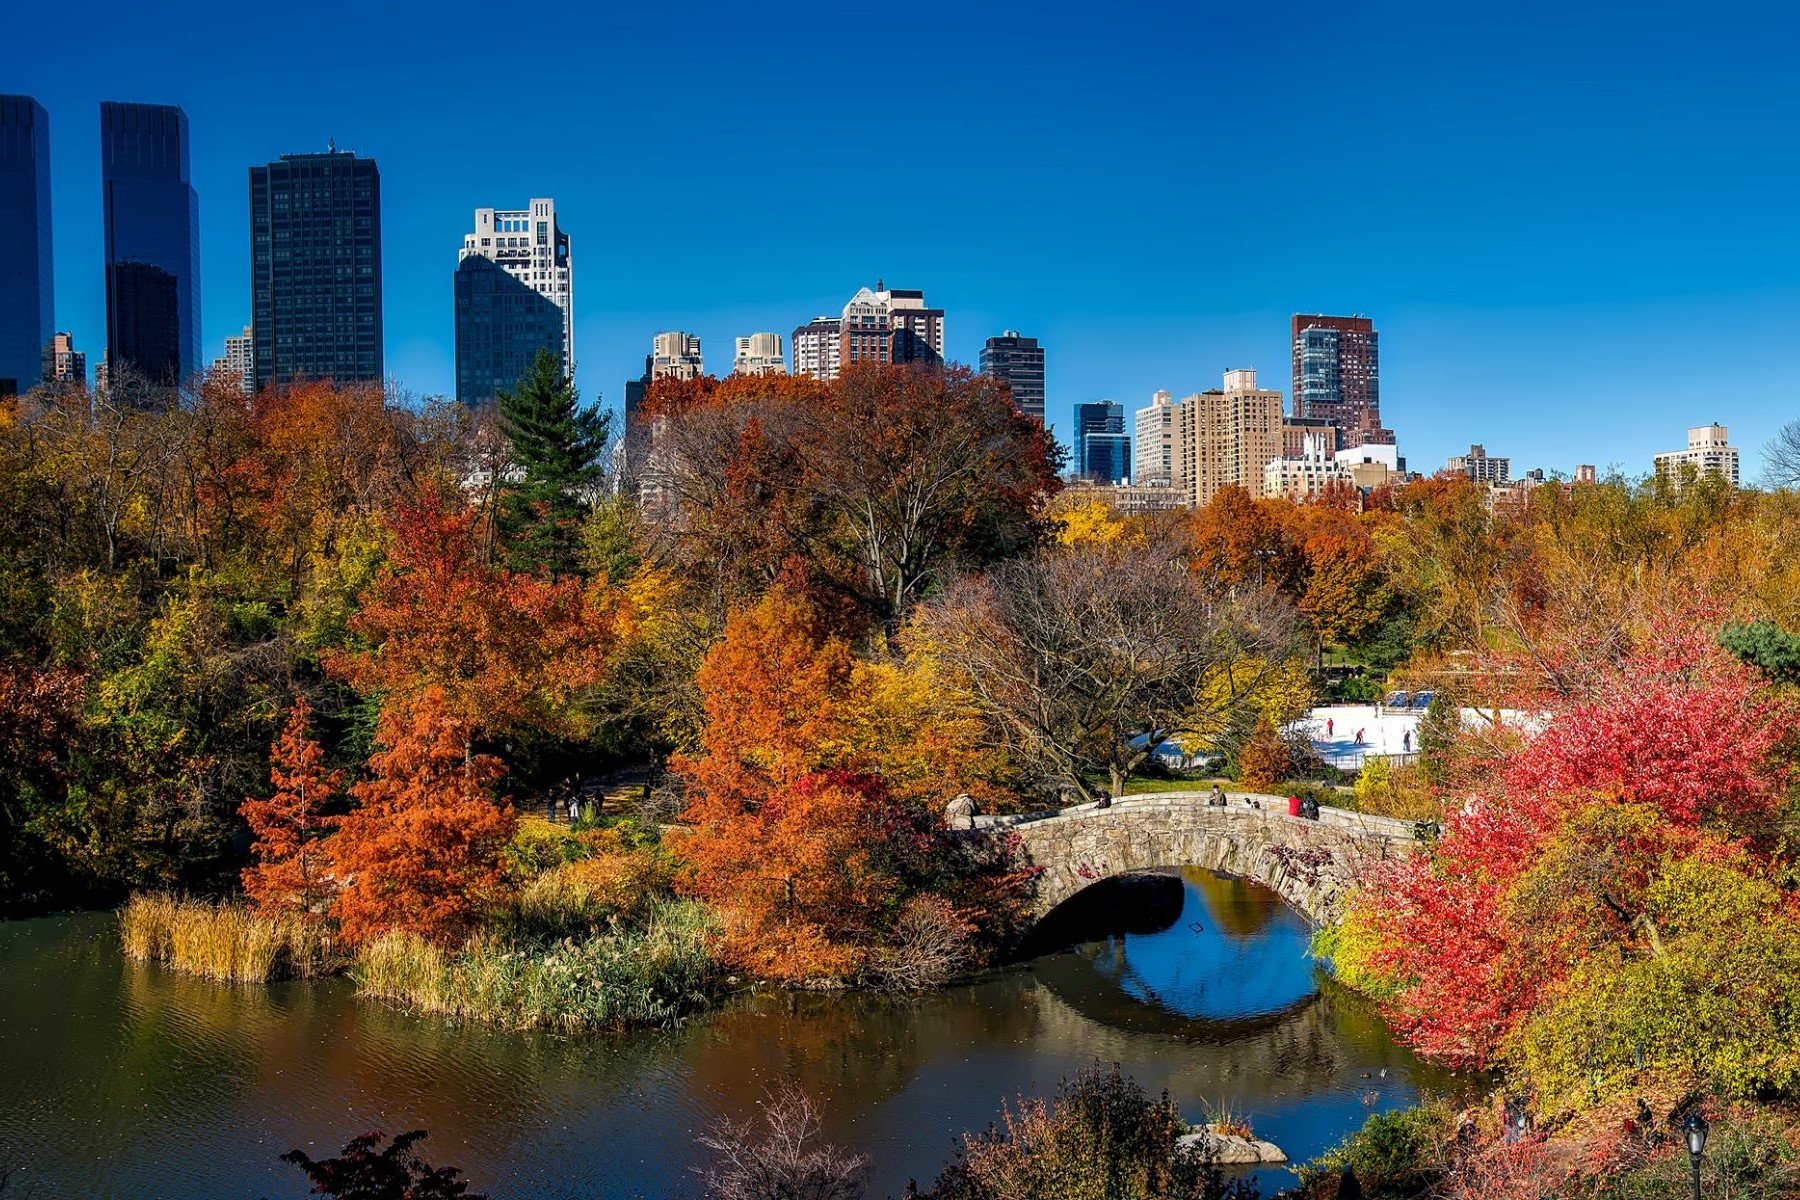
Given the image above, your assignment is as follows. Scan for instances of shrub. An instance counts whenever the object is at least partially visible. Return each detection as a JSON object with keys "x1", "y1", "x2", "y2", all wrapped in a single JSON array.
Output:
[
  {"x1": 119, "y1": 892, "x2": 339, "y2": 983},
  {"x1": 282, "y1": 1129, "x2": 483, "y2": 1199},
  {"x1": 1298, "y1": 1105, "x2": 1453, "y2": 1199},
  {"x1": 352, "y1": 897, "x2": 720, "y2": 1031},
  {"x1": 864, "y1": 894, "x2": 977, "y2": 992},
  {"x1": 1238, "y1": 716, "x2": 1290, "y2": 793},
  {"x1": 694, "y1": 1087, "x2": 868, "y2": 1200},
  {"x1": 908, "y1": 1064, "x2": 1259, "y2": 1200},
  {"x1": 1588, "y1": 1105, "x2": 1800, "y2": 1200}
]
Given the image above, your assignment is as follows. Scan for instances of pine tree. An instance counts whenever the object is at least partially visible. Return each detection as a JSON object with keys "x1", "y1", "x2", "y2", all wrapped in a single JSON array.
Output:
[{"x1": 496, "y1": 348, "x2": 609, "y2": 576}]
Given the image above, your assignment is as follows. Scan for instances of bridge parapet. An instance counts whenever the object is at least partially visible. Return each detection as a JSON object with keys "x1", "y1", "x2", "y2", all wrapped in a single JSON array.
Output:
[{"x1": 970, "y1": 791, "x2": 1415, "y2": 926}]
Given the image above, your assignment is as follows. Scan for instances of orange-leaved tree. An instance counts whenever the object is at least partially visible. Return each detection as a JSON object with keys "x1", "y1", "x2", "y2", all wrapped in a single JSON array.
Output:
[
  {"x1": 240, "y1": 698, "x2": 341, "y2": 916},
  {"x1": 326, "y1": 485, "x2": 614, "y2": 740},
  {"x1": 327, "y1": 688, "x2": 515, "y2": 946}
]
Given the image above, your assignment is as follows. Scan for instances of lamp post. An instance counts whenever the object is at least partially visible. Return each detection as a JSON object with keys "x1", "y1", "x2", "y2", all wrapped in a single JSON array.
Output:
[{"x1": 1684, "y1": 1110, "x2": 1708, "y2": 1200}]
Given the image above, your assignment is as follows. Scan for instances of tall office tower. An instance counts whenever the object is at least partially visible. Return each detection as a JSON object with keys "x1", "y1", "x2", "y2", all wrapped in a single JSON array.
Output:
[
  {"x1": 651, "y1": 331, "x2": 703, "y2": 380},
  {"x1": 209, "y1": 325, "x2": 254, "y2": 394},
  {"x1": 882, "y1": 286, "x2": 945, "y2": 366},
  {"x1": 980, "y1": 331, "x2": 1046, "y2": 424},
  {"x1": 1075, "y1": 400, "x2": 1130, "y2": 483},
  {"x1": 41, "y1": 332, "x2": 86, "y2": 386},
  {"x1": 1176, "y1": 368, "x2": 1284, "y2": 507},
  {"x1": 791, "y1": 316, "x2": 840, "y2": 379},
  {"x1": 1447, "y1": 443, "x2": 1510, "y2": 485},
  {"x1": 733, "y1": 332, "x2": 786, "y2": 375},
  {"x1": 1133, "y1": 390, "x2": 1179, "y2": 485},
  {"x1": 1654, "y1": 423, "x2": 1740, "y2": 490},
  {"x1": 454, "y1": 198, "x2": 572, "y2": 404},
  {"x1": 0, "y1": 96, "x2": 52, "y2": 397},
  {"x1": 101, "y1": 102, "x2": 199, "y2": 388},
  {"x1": 1292, "y1": 314, "x2": 1391, "y2": 446},
  {"x1": 250, "y1": 149, "x2": 382, "y2": 389}
]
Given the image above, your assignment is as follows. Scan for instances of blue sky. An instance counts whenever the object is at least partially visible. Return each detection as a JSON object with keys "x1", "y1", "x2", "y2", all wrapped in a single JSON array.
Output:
[{"x1": 8, "y1": 0, "x2": 1798, "y2": 477}]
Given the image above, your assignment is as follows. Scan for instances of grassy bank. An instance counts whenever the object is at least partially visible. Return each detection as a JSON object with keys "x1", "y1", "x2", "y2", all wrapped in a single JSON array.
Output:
[
  {"x1": 352, "y1": 897, "x2": 721, "y2": 1031},
  {"x1": 119, "y1": 893, "x2": 340, "y2": 983}
]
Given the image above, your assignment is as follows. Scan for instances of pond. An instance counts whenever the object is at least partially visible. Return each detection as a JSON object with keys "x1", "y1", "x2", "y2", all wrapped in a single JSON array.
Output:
[{"x1": 0, "y1": 868, "x2": 1457, "y2": 1198}]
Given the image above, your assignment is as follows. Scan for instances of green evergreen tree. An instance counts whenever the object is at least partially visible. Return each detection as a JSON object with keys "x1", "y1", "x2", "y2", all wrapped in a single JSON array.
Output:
[
  {"x1": 1719, "y1": 619, "x2": 1800, "y2": 687},
  {"x1": 496, "y1": 349, "x2": 609, "y2": 576}
]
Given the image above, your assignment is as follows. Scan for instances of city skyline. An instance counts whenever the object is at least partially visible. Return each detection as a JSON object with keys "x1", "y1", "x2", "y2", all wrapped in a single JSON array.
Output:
[{"x1": 5, "y1": 1, "x2": 1799, "y2": 476}]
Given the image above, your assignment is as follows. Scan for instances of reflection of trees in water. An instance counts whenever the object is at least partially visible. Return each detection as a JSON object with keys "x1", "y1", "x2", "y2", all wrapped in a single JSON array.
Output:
[{"x1": 1183, "y1": 868, "x2": 1278, "y2": 941}]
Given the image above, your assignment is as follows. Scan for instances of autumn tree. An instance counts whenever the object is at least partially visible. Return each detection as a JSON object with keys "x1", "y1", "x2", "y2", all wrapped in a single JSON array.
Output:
[
  {"x1": 0, "y1": 664, "x2": 86, "y2": 907},
  {"x1": 327, "y1": 689, "x2": 515, "y2": 946},
  {"x1": 496, "y1": 349, "x2": 609, "y2": 576},
  {"x1": 1236, "y1": 715, "x2": 1290, "y2": 792},
  {"x1": 326, "y1": 486, "x2": 614, "y2": 740},
  {"x1": 240, "y1": 698, "x2": 341, "y2": 917},
  {"x1": 919, "y1": 540, "x2": 1304, "y2": 804}
]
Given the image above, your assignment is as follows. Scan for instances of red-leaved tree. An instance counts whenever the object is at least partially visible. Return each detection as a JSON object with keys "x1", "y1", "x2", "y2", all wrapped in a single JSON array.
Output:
[
  {"x1": 240, "y1": 698, "x2": 341, "y2": 916},
  {"x1": 327, "y1": 689, "x2": 515, "y2": 947}
]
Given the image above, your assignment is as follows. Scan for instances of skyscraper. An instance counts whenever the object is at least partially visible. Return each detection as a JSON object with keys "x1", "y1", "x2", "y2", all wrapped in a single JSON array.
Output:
[
  {"x1": 980, "y1": 331, "x2": 1045, "y2": 424},
  {"x1": 250, "y1": 149, "x2": 382, "y2": 389},
  {"x1": 454, "y1": 198, "x2": 572, "y2": 404},
  {"x1": 102, "y1": 101, "x2": 199, "y2": 387},
  {"x1": 734, "y1": 332, "x2": 786, "y2": 375},
  {"x1": 1076, "y1": 401, "x2": 1130, "y2": 483},
  {"x1": 0, "y1": 95, "x2": 52, "y2": 397},
  {"x1": 209, "y1": 325, "x2": 253, "y2": 394},
  {"x1": 1291, "y1": 314, "x2": 1390, "y2": 445},
  {"x1": 1133, "y1": 390, "x2": 1178, "y2": 485},
  {"x1": 791, "y1": 315, "x2": 841, "y2": 379},
  {"x1": 41, "y1": 332, "x2": 85, "y2": 386},
  {"x1": 792, "y1": 283, "x2": 944, "y2": 381},
  {"x1": 651, "y1": 331, "x2": 703, "y2": 380},
  {"x1": 1176, "y1": 369, "x2": 1284, "y2": 506}
]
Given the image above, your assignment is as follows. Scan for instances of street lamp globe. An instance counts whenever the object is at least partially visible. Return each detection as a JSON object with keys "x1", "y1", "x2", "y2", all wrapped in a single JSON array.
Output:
[{"x1": 1685, "y1": 1110, "x2": 1708, "y2": 1158}]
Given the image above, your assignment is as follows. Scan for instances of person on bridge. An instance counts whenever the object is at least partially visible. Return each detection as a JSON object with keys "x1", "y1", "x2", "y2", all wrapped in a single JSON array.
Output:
[{"x1": 1208, "y1": 784, "x2": 1226, "y2": 807}]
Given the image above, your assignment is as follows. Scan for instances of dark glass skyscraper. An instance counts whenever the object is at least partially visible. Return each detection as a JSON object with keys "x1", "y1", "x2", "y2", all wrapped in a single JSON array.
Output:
[
  {"x1": 101, "y1": 102, "x2": 199, "y2": 386},
  {"x1": 1076, "y1": 400, "x2": 1130, "y2": 483},
  {"x1": 0, "y1": 96, "x2": 52, "y2": 397},
  {"x1": 250, "y1": 150, "x2": 383, "y2": 389},
  {"x1": 979, "y1": 331, "x2": 1045, "y2": 424},
  {"x1": 453, "y1": 199, "x2": 572, "y2": 404}
]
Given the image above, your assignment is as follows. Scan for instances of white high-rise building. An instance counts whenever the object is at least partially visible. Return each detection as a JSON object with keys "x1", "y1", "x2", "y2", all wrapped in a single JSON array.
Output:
[
  {"x1": 1654, "y1": 423, "x2": 1740, "y2": 490},
  {"x1": 1134, "y1": 390, "x2": 1179, "y2": 486},
  {"x1": 457, "y1": 199, "x2": 574, "y2": 391},
  {"x1": 651, "y1": 331, "x2": 703, "y2": 380},
  {"x1": 734, "y1": 332, "x2": 786, "y2": 375},
  {"x1": 211, "y1": 325, "x2": 254, "y2": 395}
]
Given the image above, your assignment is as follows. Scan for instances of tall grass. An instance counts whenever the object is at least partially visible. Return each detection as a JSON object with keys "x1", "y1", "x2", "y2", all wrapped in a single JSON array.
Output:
[
  {"x1": 353, "y1": 897, "x2": 721, "y2": 1031},
  {"x1": 119, "y1": 892, "x2": 339, "y2": 984}
]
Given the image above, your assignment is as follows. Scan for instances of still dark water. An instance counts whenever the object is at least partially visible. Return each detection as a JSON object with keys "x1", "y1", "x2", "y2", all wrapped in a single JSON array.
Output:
[{"x1": 0, "y1": 869, "x2": 1456, "y2": 1199}]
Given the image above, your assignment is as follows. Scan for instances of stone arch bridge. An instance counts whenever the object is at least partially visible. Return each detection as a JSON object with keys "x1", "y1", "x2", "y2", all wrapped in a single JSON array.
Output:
[{"x1": 967, "y1": 793, "x2": 1420, "y2": 926}]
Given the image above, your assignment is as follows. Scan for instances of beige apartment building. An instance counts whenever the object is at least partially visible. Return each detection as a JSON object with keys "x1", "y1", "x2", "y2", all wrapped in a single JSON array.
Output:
[
  {"x1": 1654, "y1": 423, "x2": 1739, "y2": 490},
  {"x1": 1176, "y1": 368, "x2": 1284, "y2": 506}
]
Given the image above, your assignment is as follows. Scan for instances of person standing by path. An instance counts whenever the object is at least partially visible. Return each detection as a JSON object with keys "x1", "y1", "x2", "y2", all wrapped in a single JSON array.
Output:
[
  {"x1": 1403, "y1": 729, "x2": 1412, "y2": 753},
  {"x1": 1327, "y1": 717, "x2": 1335, "y2": 738}
]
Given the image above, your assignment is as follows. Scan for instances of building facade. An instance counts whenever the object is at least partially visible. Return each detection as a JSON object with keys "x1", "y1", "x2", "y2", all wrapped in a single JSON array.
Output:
[
  {"x1": 791, "y1": 316, "x2": 840, "y2": 380},
  {"x1": 209, "y1": 325, "x2": 253, "y2": 394},
  {"x1": 0, "y1": 96, "x2": 52, "y2": 397},
  {"x1": 1292, "y1": 314, "x2": 1390, "y2": 446},
  {"x1": 1281, "y1": 415, "x2": 1337, "y2": 460},
  {"x1": 979, "y1": 331, "x2": 1046, "y2": 424},
  {"x1": 41, "y1": 332, "x2": 84, "y2": 386},
  {"x1": 793, "y1": 284, "x2": 944, "y2": 381},
  {"x1": 102, "y1": 102, "x2": 200, "y2": 387},
  {"x1": 651, "y1": 331, "x2": 703, "y2": 380},
  {"x1": 1176, "y1": 368, "x2": 1284, "y2": 506},
  {"x1": 733, "y1": 332, "x2": 786, "y2": 375},
  {"x1": 1076, "y1": 400, "x2": 1130, "y2": 483},
  {"x1": 1447, "y1": 443, "x2": 1510, "y2": 484},
  {"x1": 1133, "y1": 390, "x2": 1179, "y2": 485},
  {"x1": 1654, "y1": 424, "x2": 1740, "y2": 489},
  {"x1": 454, "y1": 198, "x2": 571, "y2": 405},
  {"x1": 250, "y1": 149, "x2": 382, "y2": 389},
  {"x1": 1265, "y1": 433, "x2": 1354, "y2": 501}
]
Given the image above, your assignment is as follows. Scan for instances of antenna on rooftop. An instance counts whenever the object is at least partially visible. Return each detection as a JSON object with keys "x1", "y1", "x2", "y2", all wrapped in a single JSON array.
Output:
[{"x1": 327, "y1": 136, "x2": 336, "y2": 153}]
